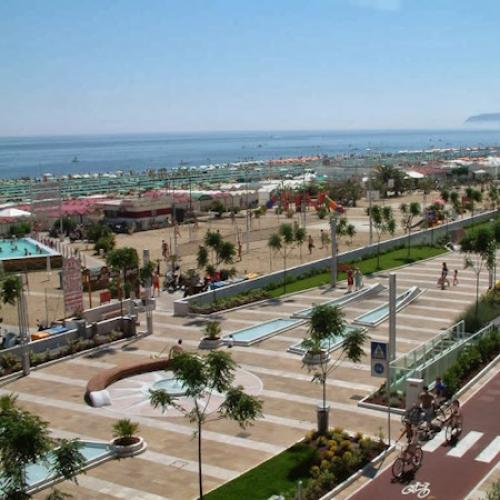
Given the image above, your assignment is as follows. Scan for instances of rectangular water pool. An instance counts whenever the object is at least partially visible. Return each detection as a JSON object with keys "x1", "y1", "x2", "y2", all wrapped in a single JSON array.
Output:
[
  {"x1": 0, "y1": 237, "x2": 61, "y2": 272},
  {"x1": 287, "y1": 324, "x2": 366, "y2": 355},
  {"x1": 223, "y1": 318, "x2": 303, "y2": 346},
  {"x1": 25, "y1": 441, "x2": 112, "y2": 493}
]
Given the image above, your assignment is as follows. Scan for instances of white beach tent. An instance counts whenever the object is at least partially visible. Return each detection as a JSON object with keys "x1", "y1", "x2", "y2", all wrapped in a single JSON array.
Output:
[{"x1": 0, "y1": 208, "x2": 32, "y2": 218}]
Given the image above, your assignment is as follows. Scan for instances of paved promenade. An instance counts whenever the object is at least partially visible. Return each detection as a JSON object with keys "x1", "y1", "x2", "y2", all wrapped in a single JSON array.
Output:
[{"x1": 4, "y1": 249, "x2": 493, "y2": 499}]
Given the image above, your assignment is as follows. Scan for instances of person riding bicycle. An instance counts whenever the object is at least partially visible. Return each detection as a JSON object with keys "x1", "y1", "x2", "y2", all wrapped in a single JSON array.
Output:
[
  {"x1": 444, "y1": 399, "x2": 462, "y2": 437},
  {"x1": 419, "y1": 386, "x2": 435, "y2": 423},
  {"x1": 397, "y1": 419, "x2": 419, "y2": 463}
]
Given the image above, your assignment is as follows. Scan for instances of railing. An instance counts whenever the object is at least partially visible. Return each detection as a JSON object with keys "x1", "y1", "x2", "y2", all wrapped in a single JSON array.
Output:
[{"x1": 389, "y1": 319, "x2": 498, "y2": 391}]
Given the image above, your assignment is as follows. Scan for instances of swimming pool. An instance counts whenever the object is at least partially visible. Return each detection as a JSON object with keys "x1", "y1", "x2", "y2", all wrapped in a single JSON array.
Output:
[
  {"x1": 223, "y1": 318, "x2": 303, "y2": 346},
  {"x1": 292, "y1": 283, "x2": 385, "y2": 319},
  {"x1": 0, "y1": 237, "x2": 61, "y2": 271},
  {"x1": 21, "y1": 441, "x2": 112, "y2": 494},
  {"x1": 287, "y1": 324, "x2": 366, "y2": 355},
  {"x1": 353, "y1": 286, "x2": 424, "y2": 327},
  {"x1": 0, "y1": 238, "x2": 51, "y2": 258}
]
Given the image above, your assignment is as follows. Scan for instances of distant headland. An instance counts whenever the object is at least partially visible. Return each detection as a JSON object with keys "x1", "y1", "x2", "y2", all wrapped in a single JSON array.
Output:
[{"x1": 465, "y1": 113, "x2": 500, "y2": 125}]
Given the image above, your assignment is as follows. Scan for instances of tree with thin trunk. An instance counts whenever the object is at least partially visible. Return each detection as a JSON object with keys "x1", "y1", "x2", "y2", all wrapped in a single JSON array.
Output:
[
  {"x1": 465, "y1": 187, "x2": 482, "y2": 216},
  {"x1": 366, "y1": 205, "x2": 396, "y2": 269},
  {"x1": 293, "y1": 222, "x2": 306, "y2": 262},
  {"x1": 301, "y1": 305, "x2": 367, "y2": 434},
  {"x1": 106, "y1": 247, "x2": 139, "y2": 317},
  {"x1": 267, "y1": 223, "x2": 301, "y2": 293},
  {"x1": 460, "y1": 227, "x2": 496, "y2": 318},
  {"x1": 0, "y1": 393, "x2": 85, "y2": 499},
  {"x1": 400, "y1": 202, "x2": 422, "y2": 258},
  {"x1": 149, "y1": 351, "x2": 262, "y2": 499}
]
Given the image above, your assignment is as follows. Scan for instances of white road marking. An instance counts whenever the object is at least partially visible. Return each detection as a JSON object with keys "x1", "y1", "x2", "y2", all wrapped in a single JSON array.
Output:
[
  {"x1": 447, "y1": 431, "x2": 483, "y2": 458},
  {"x1": 475, "y1": 436, "x2": 500, "y2": 463},
  {"x1": 421, "y1": 430, "x2": 446, "y2": 452}
]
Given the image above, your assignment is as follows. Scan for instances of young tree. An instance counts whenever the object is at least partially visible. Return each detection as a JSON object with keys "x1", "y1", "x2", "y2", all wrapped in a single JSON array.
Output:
[
  {"x1": 267, "y1": 223, "x2": 300, "y2": 293},
  {"x1": 293, "y1": 222, "x2": 307, "y2": 262},
  {"x1": 106, "y1": 247, "x2": 139, "y2": 316},
  {"x1": 197, "y1": 230, "x2": 235, "y2": 277},
  {"x1": 420, "y1": 177, "x2": 435, "y2": 208},
  {"x1": 400, "y1": 202, "x2": 422, "y2": 258},
  {"x1": 0, "y1": 394, "x2": 85, "y2": 499},
  {"x1": 460, "y1": 227, "x2": 496, "y2": 318},
  {"x1": 366, "y1": 205, "x2": 396, "y2": 269},
  {"x1": 301, "y1": 305, "x2": 367, "y2": 434},
  {"x1": 465, "y1": 187, "x2": 482, "y2": 216},
  {"x1": 336, "y1": 217, "x2": 357, "y2": 249},
  {"x1": 149, "y1": 351, "x2": 262, "y2": 499}
]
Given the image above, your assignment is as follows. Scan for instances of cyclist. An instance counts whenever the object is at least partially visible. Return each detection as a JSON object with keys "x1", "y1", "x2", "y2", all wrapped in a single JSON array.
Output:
[
  {"x1": 397, "y1": 419, "x2": 419, "y2": 463},
  {"x1": 444, "y1": 399, "x2": 462, "y2": 439}
]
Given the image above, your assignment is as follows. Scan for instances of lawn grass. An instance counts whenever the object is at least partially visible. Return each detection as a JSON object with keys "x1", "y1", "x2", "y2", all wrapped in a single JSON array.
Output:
[
  {"x1": 205, "y1": 443, "x2": 317, "y2": 500},
  {"x1": 268, "y1": 245, "x2": 447, "y2": 298}
]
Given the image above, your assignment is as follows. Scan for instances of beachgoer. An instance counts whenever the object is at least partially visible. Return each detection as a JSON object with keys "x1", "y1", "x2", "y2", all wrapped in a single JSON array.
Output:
[
  {"x1": 452, "y1": 269, "x2": 458, "y2": 286},
  {"x1": 168, "y1": 339, "x2": 183, "y2": 359},
  {"x1": 433, "y1": 376, "x2": 447, "y2": 401},
  {"x1": 354, "y1": 268, "x2": 363, "y2": 291},
  {"x1": 24, "y1": 248, "x2": 28, "y2": 256},
  {"x1": 227, "y1": 334, "x2": 234, "y2": 349},
  {"x1": 153, "y1": 272, "x2": 161, "y2": 297},
  {"x1": 347, "y1": 268, "x2": 354, "y2": 293},
  {"x1": 161, "y1": 240, "x2": 167, "y2": 259},
  {"x1": 320, "y1": 229, "x2": 327, "y2": 249},
  {"x1": 36, "y1": 319, "x2": 43, "y2": 331},
  {"x1": 238, "y1": 240, "x2": 242, "y2": 261},
  {"x1": 308, "y1": 235, "x2": 315, "y2": 254}
]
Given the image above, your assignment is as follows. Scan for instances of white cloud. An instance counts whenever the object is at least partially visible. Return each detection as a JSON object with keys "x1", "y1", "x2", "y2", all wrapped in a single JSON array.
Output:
[{"x1": 350, "y1": 0, "x2": 404, "y2": 12}]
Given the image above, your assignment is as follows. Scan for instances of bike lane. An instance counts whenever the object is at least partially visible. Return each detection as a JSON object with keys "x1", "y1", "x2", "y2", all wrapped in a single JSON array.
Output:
[{"x1": 350, "y1": 370, "x2": 500, "y2": 500}]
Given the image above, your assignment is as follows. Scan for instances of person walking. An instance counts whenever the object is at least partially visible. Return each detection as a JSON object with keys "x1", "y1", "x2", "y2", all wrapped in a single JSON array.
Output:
[
  {"x1": 320, "y1": 229, "x2": 327, "y2": 249},
  {"x1": 354, "y1": 268, "x2": 363, "y2": 291},
  {"x1": 347, "y1": 268, "x2": 354, "y2": 293},
  {"x1": 439, "y1": 262, "x2": 450, "y2": 290},
  {"x1": 452, "y1": 269, "x2": 458, "y2": 286},
  {"x1": 308, "y1": 235, "x2": 315, "y2": 254}
]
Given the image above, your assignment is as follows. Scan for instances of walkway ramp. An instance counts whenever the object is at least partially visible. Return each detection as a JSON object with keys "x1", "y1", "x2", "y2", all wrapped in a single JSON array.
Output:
[
  {"x1": 292, "y1": 282, "x2": 385, "y2": 319},
  {"x1": 353, "y1": 286, "x2": 425, "y2": 327}
]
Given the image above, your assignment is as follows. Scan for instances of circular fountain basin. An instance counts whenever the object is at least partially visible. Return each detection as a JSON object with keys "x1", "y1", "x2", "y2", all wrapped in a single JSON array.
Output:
[{"x1": 151, "y1": 377, "x2": 187, "y2": 397}]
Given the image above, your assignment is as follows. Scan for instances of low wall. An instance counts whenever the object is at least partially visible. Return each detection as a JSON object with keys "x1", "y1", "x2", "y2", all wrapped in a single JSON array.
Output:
[
  {"x1": 3, "y1": 254, "x2": 63, "y2": 272},
  {"x1": 173, "y1": 209, "x2": 498, "y2": 316},
  {"x1": 0, "y1": 317, "x2": 135, "y2": 361}
]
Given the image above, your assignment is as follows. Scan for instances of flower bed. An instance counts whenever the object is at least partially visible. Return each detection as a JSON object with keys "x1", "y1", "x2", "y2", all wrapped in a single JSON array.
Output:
[{"x1": 205, "y1": 428, "x2": 386, "y2": 500}]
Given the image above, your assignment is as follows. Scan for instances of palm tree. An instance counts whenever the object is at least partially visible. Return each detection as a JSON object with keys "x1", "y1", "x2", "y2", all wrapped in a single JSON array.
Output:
[
  {"x1": 0, "y1": 393, "x2": 85, "y2": 499},
  {"x1": 366, "y1": 205, "x2": 396, "y2": 269},
  {"x1": 149, "y1": 351, "x2": 263, "y2": 499},
  {"x1": 400, "y1": 202, "x2": 422, "y2": 258},
  {"x1": 302, "y1": 305, "x2": 367, "y2": 434}
]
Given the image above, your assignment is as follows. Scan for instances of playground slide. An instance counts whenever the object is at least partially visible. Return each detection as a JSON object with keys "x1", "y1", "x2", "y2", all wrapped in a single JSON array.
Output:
[{"x1": 353, "y1": 286, "x2": 425, "y2": 327}]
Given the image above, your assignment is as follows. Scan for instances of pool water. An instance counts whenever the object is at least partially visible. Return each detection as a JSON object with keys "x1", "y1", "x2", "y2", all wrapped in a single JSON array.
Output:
[
  {"x1": 152, "y1": 375, "x2": 187, "y2": 396},
  {"x1": 288, "y1": 325, "x2": 364, "y2": 355},
  {"x1": 224, "y1": 318, "x2": 301, "y2": 345},
  {"x1": 0, "y1": 238, "x2": 50, "y2": 259},
  {"x1": 353, "y1": 287, "x2": 422, "y2": 327},
  {"x1": 21, "y1": 442, "x2": 112, "y2": 490}
]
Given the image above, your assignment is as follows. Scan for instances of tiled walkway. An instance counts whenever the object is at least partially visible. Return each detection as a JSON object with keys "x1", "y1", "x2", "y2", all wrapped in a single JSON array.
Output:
[{"x1": 18, "y1": 249, "x2": 497, "y2": 499}]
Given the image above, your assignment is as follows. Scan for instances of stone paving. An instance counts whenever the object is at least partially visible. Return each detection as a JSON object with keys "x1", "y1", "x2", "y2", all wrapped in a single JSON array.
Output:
[{"x1": 8, "y1": 249, "x2": 495, "y2": 499}]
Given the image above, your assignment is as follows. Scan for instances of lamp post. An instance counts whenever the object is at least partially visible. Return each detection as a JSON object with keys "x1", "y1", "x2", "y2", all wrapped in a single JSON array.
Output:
[{"x1": 330, "y1": 217, "x2": 337, "y2": 288}]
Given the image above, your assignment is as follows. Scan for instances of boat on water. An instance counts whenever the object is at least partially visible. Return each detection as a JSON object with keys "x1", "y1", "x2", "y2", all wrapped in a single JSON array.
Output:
[{"x1": 72, "y1": 156, "x2": 79, "y2": 163}]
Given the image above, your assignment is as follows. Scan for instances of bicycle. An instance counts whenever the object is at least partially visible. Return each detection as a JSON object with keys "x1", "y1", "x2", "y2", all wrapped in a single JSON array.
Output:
[
  {"x1": 391, "y1": 443, "x2": 423, "y2": 480},
  {"x1": 444, "y1": 412, "x2": 463, "y2": 443},
  {"x1": 401, "y1": 481, "x2": 431, "y2": 498}
]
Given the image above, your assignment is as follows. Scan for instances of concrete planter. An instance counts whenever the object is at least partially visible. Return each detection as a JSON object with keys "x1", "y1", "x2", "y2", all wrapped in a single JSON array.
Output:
[
  {"x1": 110, "y1": 436, "x2": 146, "y2": 458},
  {"x1": 303, "y1": 350, "x2": 330, "y2": 366},
  {"x1": 199, "y1": 337, "x2": 222, "y2": 350}
]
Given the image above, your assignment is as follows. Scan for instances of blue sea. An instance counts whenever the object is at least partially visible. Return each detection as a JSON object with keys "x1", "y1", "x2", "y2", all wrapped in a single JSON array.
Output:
[{"x1": 0, "y1": 129, "x2": 499, "y2": 180}]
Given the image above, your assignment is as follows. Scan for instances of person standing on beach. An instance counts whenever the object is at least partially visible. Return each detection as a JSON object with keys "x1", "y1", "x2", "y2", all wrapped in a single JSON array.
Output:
[
  {"x1": 439, "y1": 262, "x2": 450, "y2": 290},
  {"x1": 238, "y1": 239, "x2": 242, "y2": 261},
  {"x1": 453, "y1": 269, "x2": 458, "y2": 286},
  {"x1": 320, "y1": 229, "x2": 326, "y2": 249},
  {"x1": 161, "y1": 240, "x2": 168, "y2": 259},
  {"x1": 308, "y1": 235, "x2": 315, "y2": 254}
]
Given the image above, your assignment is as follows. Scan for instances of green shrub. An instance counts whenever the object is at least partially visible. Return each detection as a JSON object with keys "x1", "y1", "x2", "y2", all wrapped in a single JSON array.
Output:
[{"x1": 0, "y1": 353, "x2": 20, "y2": 372}]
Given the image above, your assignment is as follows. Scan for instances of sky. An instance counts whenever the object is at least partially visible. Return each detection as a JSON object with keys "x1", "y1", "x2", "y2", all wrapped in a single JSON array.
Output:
[{"x1": 1, "y1": 0, "x2": 499, "y2": 136}]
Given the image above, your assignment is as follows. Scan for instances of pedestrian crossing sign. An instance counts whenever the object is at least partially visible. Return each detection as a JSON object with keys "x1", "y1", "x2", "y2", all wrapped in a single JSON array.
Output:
[
  {"x1": 371, "y1": 341, "x2": 388, "y2": 378},
  {"x1": 371, "y1": 341, "x2": 387, "y2": 361}
]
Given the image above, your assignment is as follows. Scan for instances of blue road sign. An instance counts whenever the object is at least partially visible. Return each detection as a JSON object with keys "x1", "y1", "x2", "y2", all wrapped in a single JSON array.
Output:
[
  {"x1": 374, "y1": 362, "x2": 385, "y2": 375},
  {"x1": 371, "y1": 341, "x2": 388, "y2": 361}
]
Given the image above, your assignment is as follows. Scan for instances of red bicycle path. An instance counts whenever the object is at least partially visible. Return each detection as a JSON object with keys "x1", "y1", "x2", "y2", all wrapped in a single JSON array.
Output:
[{"x1": 350, "y1": 370, "x2": 500, "y2": 500}]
